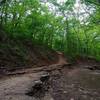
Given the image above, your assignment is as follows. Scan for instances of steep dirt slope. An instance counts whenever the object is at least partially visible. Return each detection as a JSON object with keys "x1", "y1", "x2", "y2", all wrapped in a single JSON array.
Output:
[{"x1": 0, "y1": 29, "x2": 58, "y2": 74}]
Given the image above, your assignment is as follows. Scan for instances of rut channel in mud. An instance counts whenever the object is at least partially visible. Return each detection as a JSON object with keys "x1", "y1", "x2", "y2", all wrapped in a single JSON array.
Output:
[{"x1": 25, "y1": 74, "x2": 50, "y2": 98}]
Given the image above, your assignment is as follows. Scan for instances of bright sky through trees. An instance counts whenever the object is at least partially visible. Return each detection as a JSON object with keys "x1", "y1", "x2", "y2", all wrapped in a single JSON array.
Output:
[{"x1": 43, "y1": 0, "x2": 95, "y2": 23}]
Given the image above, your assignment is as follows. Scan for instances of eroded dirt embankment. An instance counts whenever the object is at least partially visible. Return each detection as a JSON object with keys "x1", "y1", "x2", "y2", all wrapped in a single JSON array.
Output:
[{"x1": 0, "y1": 28, "x2": 59, "y2": 73}]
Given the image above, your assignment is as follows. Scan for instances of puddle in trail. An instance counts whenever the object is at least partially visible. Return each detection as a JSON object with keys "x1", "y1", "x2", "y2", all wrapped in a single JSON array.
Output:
[
  {"x1": 76, "y1": 69, "x2": 100, "y2": 89},
  {"x1": 49, "y1": 68, "x2": 100, "y2": 100}
]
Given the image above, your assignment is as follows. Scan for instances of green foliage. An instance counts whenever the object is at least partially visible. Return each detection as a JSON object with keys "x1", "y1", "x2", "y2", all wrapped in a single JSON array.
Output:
[{"x1": 0, "y1": 0, "x2": 100, "y2": 60}]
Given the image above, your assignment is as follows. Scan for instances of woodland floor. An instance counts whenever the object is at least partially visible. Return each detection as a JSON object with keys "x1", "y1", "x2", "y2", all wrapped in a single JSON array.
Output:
[{"x1": 0, "y1": 54, "x2": 100, "y2": 100}]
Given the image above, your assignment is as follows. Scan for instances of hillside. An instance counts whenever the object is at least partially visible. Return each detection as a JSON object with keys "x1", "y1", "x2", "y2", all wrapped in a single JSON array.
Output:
[{"x1": 0, "y1": 29, "x2": 58, "y2": 74}]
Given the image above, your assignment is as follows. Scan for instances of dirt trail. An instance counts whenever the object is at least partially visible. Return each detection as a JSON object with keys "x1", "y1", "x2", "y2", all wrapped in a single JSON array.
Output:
[
  {"x1": 0, "y1": 52, "x2": 68, "y2": 100},
  {"x1": 0, "y1": 53, "x2": 100, "y2": 100},
  {"x1": 50, "y1": 68, "x2": 100, "y2": 100},
  {"x1": 0, "y1": 52, "x2": 68, "y2": 76},
  {"x1": 56, "y1": 52, "x2": 68, "y2": 65}
]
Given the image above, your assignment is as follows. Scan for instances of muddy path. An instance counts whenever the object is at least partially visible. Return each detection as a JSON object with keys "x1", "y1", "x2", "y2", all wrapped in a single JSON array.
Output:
[
  {"x1": 0, "y1": 52, "x2": 68, "y2": 77},
  {"x1": 50, "y1": 68, "x2": 100, "y2": 100},
  {"x1": 0, "y1": 66, "x2": 100, "y2": 100},
  {"x1": 0, "y1": 52, "x2": 68, "y2": 100},
  {"x1": 0, "y1": 65, "x2": 100, "y2": 100},
  {"x1": 0, "y1": 54, "x2": 100, "y2": 100}
]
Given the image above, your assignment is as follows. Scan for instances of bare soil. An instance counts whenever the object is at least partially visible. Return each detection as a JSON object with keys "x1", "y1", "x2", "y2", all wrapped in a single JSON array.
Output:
[{"x1": 0, "y1": 54, "x2": 100, "y2": 100}]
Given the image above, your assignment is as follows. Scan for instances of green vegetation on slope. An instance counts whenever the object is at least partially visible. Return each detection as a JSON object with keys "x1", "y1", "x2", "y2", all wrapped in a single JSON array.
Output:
[{"x1": 0, "y1": 0, "x2": 100, "y2": 61}]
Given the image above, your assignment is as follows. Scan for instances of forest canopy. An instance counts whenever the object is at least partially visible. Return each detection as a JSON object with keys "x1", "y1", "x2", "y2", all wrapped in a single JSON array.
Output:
[{"x1": 0, "y1": 0, "x2": 100, "y2": 60}]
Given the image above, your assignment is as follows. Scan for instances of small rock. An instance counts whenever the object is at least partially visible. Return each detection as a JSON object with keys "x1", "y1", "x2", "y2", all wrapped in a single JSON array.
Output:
[
  {"x1": 40, "y1": 74, "x2": 50, "y2": 83},
  {"x1": 63, "y1": 91, "x2": 67, "y2": 94}
]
